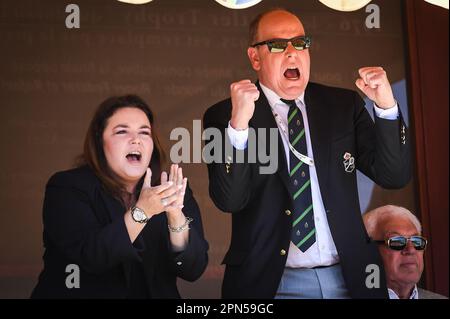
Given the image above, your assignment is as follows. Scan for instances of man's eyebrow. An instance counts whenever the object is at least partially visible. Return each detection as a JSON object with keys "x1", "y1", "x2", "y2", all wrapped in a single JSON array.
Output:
[
  {"x1": 385, "y1": 231, "x2": 401, "y2": 237},
  {"x1": 266, "y1": 35, "x2": 306, "y2": 40},
  {"x1": 385, "y1": 231, "x2": 418, "y2": 237}
]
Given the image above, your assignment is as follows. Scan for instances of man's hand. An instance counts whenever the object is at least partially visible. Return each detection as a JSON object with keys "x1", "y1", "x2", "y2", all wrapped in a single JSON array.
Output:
[
  {"x1": 230, "y1": 79, "x2": 260, "y2": 130},
  {"x1": 355, "y1": 67, "x2": 396, "y2": 109}
]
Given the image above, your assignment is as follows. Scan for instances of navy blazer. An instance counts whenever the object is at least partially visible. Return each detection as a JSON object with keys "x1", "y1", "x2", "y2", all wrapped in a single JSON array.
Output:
[
  {"x1": 31, "y1": 166, "x2": 208, "y2": 298},
  {"x1": 203, "y1": 82, "x2": 411, "y2": 299}
]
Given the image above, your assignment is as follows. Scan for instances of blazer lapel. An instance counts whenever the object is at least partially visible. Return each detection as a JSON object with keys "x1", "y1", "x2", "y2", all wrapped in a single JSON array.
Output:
[
  {"x1": 250, "y1": 82, "x2": 291, "y2": 194},
  {"x1": 98, "y1": 189, "x2": 125, "y2": 221},
  {"x1": 304, "y1": 84, "x2": 332, "y2": 205},
  {"x1": 98, "y1": 189, "x2": 133, "y2": 289}
]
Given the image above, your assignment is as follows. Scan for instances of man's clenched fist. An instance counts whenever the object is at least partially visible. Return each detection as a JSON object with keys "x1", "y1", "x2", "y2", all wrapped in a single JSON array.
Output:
[{"x1": 230, "y1": 80, "x2": 260, "y2": 130}]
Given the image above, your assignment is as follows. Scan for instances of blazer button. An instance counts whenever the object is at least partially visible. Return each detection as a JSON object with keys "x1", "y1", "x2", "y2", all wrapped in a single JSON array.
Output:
[
  {"x1": 280, "y1": 249, "x2": 286, "y2": 256},
  {"x1": 285, "y1": 210, "x2": 291, "y2": 216}
]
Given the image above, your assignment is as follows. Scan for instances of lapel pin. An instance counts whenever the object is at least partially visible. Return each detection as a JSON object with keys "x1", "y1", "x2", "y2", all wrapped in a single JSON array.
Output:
[{"x1": 343, "y1": 152, "x2": 355, "y2": 173}]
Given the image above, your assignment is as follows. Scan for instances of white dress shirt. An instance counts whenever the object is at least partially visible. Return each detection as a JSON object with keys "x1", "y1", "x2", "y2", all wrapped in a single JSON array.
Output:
[
  {"x1": 388, "y1": 286, "x2": 419, "y2": 299},
  {"x1": 227, "y1": 83, "x2": 399, "y2": 268}
]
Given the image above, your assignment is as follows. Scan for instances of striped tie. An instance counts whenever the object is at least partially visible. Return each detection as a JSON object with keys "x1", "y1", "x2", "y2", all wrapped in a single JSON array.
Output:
[{"x1": 281, "y1": 98, "x2": 316, "y2": 252}]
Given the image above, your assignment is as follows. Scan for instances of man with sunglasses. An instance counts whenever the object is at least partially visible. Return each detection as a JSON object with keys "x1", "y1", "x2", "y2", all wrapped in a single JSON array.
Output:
[
  {"x1": 203, "y1": 8, "x2": 411, "y2": 298},
  {"x1": 363, "y1": 205, "x2": 446, "y2": 299}
]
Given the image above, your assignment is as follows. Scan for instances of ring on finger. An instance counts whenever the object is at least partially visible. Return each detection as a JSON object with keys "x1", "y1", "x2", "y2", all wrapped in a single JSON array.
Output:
[{"x1": 161, "y1": 198, "x2": 168, "y2": 206}]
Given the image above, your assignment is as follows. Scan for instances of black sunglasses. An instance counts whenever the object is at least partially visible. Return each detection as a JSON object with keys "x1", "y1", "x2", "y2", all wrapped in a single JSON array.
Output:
[
  {"x1": 251, "y1": 35, "x2": 312, "y2": 53},
  {"x1": 375, "y1": 235, "x2": 427, "y2": 251}
]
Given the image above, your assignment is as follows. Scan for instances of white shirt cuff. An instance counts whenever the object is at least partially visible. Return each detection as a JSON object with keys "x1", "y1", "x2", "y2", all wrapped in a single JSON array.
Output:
[
  {"x1": 373, "y1": 102, "x2": 399, "y2": 120},
  {"x1": 227, "y1": 121, "x2": 248, "y2": 150}
]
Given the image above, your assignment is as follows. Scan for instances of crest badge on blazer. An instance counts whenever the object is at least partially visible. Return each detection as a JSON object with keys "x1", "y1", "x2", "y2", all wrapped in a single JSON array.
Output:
[{"x1": 343, "y1": 152, "x2": 355, "y2": 173}]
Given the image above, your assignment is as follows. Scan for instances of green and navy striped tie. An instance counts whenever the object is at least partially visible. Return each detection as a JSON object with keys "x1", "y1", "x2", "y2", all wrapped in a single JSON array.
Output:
[{"x1": 282, "y1": 98, "x2": 316, "y2": 252}]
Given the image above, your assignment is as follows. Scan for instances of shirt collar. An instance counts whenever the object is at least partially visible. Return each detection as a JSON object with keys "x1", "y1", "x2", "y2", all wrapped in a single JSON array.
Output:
[
  {"x1": 259, "y1": 82, "x2": 305, "y2": 109},
  {"x1": 388, "y1": 285, "x2": 419, "y2": 299}
]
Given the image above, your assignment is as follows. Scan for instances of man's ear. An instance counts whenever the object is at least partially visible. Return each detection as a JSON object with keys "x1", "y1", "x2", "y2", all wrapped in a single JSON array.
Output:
[{"x1": 247, "y1": 47, "x2": 261, "y2": 71}]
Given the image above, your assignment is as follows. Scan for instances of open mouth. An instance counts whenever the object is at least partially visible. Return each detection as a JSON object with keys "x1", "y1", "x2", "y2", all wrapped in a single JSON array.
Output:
[
  {"x1": 126, "y1": 151, "x2": 142, "y2": 163},
  {"x1": 400, "y1": 263, "x2": 417, "y2": 269},
  {"x1": 284, "y1": 67, "x2": 300, "y2": 80}
]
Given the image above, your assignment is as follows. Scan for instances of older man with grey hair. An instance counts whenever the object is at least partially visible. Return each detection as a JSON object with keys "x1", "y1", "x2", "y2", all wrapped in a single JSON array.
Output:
[{"x1": 363, "y1": 205, "x2": 447, "y2": 299}]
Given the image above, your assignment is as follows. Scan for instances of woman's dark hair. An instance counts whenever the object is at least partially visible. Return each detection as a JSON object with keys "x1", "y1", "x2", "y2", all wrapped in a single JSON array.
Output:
[{"x1": 77, "y1": 94, "x2": 165, "y2": 206}]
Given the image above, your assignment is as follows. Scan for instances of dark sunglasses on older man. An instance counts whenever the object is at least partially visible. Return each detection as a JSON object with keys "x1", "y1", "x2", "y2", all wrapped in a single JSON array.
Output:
[
  {"x1": 375, "y1": 235, "x2": 427, "y2": 251},
  {"x1": 251, "y1": 35, "x2": 312, "y2": 53}
]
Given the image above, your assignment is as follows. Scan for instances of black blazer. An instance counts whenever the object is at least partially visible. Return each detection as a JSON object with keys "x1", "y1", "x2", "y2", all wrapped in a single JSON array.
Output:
[
  {"x1": 203, "y1": 82, "x2": 411, "y2": 299},
  {"x1": 31, "y1": 166, "x2": 208, "y2": 298}
]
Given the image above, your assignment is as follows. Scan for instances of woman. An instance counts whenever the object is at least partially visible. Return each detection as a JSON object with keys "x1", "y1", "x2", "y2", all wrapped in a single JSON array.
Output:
[{"x1": 31, "y1": 95, "x2": 208, "y2": 298}]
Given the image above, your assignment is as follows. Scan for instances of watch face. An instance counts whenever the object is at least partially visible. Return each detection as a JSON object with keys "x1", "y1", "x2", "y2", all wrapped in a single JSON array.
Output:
[{"x1": 134, "y1": 210, "x2": 144, "y2": 220}]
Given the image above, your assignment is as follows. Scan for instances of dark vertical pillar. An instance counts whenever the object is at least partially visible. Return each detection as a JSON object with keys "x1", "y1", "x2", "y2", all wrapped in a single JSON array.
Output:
[{"x1": 404, "y1": 0, "x2": 449, "y2": 297}]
